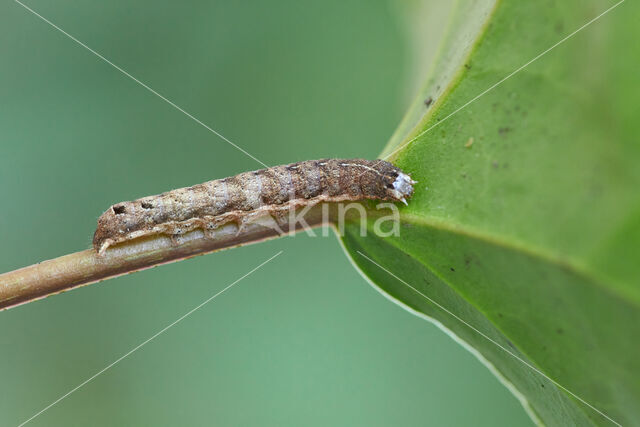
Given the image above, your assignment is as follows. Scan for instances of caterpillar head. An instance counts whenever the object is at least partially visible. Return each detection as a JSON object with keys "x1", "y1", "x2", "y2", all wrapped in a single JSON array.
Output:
[{"x1": 373, "y1": 160, "x2": 416, "y2": 205}]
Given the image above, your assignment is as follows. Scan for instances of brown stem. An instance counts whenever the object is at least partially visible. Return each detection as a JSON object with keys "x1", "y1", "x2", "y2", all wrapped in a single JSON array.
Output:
[{"x1": 0, "y1": 204, "x2": 337, "y2": 311}]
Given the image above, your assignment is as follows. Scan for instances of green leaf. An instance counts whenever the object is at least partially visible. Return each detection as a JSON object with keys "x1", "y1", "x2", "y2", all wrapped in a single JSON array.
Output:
[{"x1": 340, "y1": 0, "x2": 640, "y2": 425}]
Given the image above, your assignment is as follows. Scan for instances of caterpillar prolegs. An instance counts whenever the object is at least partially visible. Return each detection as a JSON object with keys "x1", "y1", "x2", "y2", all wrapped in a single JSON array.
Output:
[{"x1": 93, "y1": 159, "x2": 415, "y2": 253}]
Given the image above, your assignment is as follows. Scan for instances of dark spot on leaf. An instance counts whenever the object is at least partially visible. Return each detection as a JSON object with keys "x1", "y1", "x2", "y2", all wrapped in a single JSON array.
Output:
[
  {"x1": 499, "y1": 127, "x2": 511, "y2": 135},
  {"x1": 557, "y1": 328, "x2": 564, "y2": 334},
  {"x1": 541, "y1": 384, "x2": 545, "y2": 388},
  {"x1": 464, "y1": 63, "x2": 471, "y2": 69},
  {"x1": 492, "y1": 161, "x2": 499, "y2": 169},
  {"x1": 424, "y1": 97, "x2": 433, "y2": 107},
  {"x1": 450, "y1": 267, "x2": 455, "y2": 272},
  {"x1": 498, "y1": 313, "x2": 503, "y2": 318}
]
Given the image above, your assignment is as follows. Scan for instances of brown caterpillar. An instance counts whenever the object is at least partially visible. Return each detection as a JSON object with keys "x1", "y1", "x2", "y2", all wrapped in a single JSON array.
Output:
[{"x1": 93, "y1": 159, "x2": 415, "y2": 254}]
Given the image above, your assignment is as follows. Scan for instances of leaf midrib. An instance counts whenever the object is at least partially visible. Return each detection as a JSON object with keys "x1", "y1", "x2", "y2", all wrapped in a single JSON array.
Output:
[{"x1": 396, "y1": 211, "x2": 639, "y2": 308}]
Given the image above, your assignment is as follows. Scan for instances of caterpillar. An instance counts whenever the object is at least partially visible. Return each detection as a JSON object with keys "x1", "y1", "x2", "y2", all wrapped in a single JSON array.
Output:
[{"x1": 93, "y1": 159, "x2": 415, "y2": 254}]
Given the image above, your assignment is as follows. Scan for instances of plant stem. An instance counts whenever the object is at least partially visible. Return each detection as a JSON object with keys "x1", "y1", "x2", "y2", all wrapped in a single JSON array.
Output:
[{"x1": 0, "y1": 204, "x2": 334, "y2": 311}]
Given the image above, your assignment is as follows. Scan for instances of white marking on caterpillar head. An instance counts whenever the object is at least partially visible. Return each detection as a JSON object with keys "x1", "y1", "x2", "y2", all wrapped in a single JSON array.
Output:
[{"x1": 391, "y1": 172, "x2": 416, "y2": 204}]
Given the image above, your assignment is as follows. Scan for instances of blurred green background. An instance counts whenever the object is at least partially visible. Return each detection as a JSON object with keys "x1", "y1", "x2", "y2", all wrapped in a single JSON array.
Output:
[{"x1": 0, "y1": 1, "x2": 531, "y2": 425}]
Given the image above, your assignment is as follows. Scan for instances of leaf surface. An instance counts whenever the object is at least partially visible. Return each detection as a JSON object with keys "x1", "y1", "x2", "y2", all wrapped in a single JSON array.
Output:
[{"x1": 341, "y1": 1, "x2": 640, "y2": 424}]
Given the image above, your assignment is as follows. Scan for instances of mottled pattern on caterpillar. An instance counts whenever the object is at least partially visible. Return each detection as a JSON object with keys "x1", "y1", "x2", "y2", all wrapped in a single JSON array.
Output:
[{"x1": 93, "y1": 159, "x2": 415, "y2": 253}]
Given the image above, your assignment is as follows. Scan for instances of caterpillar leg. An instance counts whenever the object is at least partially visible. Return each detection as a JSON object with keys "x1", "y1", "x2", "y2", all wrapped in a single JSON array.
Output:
[{"x1": 237, "y1": 211, "x2": 284, "y2": 235}]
